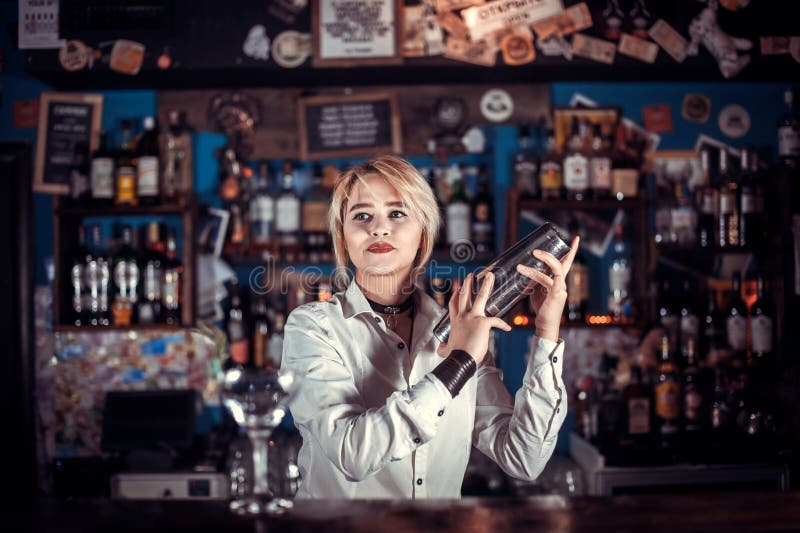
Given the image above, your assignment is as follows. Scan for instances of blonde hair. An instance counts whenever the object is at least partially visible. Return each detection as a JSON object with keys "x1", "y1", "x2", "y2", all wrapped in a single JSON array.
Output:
[{"x1": 328, "y1": 155, "x2": 441, "y2": 285}]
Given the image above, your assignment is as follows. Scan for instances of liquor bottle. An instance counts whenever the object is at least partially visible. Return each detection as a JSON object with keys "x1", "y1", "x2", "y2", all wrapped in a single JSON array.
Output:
[
  {"x1": 70, "y1": 225, "x2": 89, "y2": 325},
  {"x1": 303, "y1": 163, "x2": 331, "y2": 262},
  {"x1": 566, "y1": 253, "x2": 589, "y2": 323},
  {"x1": 749, "y1": 273, "x2": 775, "y2": 369},
  {"x1": 717, "y1": 149, "x2": 738, "y2": 248},
  {"x1": 657, "y1": 278, "x2": 679, "y2": 358},
  {"x1": 160, "y1": 109, "x2": 191, "y2": 203},
  {"x1": 777, "y1": 88, "x2": 799, "y2": 168},
  {"x1": 610, "y1": 122, "x2": 640, "y2": 200},
  {"x1": 115, "y1": 120, "x2": 138, "y2": 206},
  {"x1": 471, "y1": 166, "x2": 494, "y2": 255},
  {"x1": 629, "y1": 0, "x2": 652, "y2": 40},
  {"x1": 137, "y1": 222, "x2": 163, "y2": 324},
  {"x1": 90, "y1": 131, "x2": 115, "y2": 207},
  {"x1": 268, "y1": 313, "x2": 285, "y2": 369},
  {"x1": 513, "y1": 125, "x2": 539, "y2": 197},
  {"x1": 275, "y1": 161, "x2": 302, "y2": 262},
  {"x1": 654, "y1": 335, "x2": 680, "y2": 442},
  {"x1": 679, "y1": 279, "x2": 700, "y2": 365},
  {"x1": 601, "y1": 0, "x2": 624, "y2": 40},
  {"x1": 739, "y1": 147, "x2": 764, "y2": 248},
  {"x1": 726, "y1": 271, "x2": 747, "y2": 365},
  {"x1": 539, "y1": 129, "x2": 563, "y2": 200},
  {"x1": 249, "y1": 161, "x2": 276, "y2": 257},
  {"x1": 251, "y1": 297, "x2": 272, "y2": 369},
  {"x1": 563, "y1": 117, "x2": 589, "y2": 201},
  {"x1": 589, "y1": 124, "x2": 612, "y2": 200},
  {"x1": 226, "y1": 280, "x2": 250, "y2": 367},
  {"x1": 701, "y1": 289, "x2": 725, "y2": 364},
  {"x1": 162, "y1": 229, "x2": 183, "y2": 325},
  {"x1": 608, "y1": 222, "x2": 632, "y2": 323},
  {"x1": 671, "y1": 171, "x2": 697, "y2": 247},
  {"x1": 111, "y1": 225, "x2": 140, "y2": 326},
  {"x1": 85, "y1": 224, "x2": 111, "y2": 326},
  {"x1": 697, "y1": 148, "x2": 717, "y2": 248},
  {"x1": 446, "y1": 168, "x2": 471, "y2": 246},
  {"x1": 595, "y1": 353, "x2": 622, "y2": 448},
  {"x1": 136, "y1": 116, "x2": 160, "y2": 205},
  {"x1": 228, "y1": 204, "x2": 246, "y2": 253},
  {"x1": 682, "y1": 338, "x2": 705, "y2": 433},
  {"x1": 710, "y1": 366, "x2": 731, "y2": 432},
  {"x1": 68, "y1": 142, "x2": 91, "y2": 205},
  {"x1": 653, "y1": 167, "x2": 674, "y2": 245},
  {"x1": 219, "y1": 147, "x2": 241, "y2": 204},
  {"x1": 622, "y1": 366, "x2": 652, "y2": 445}
]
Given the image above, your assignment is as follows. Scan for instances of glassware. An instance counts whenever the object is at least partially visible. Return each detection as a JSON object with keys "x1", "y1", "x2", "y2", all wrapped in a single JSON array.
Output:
[
  {"x1": 221, "y1": 367, "x2": 300, "y2": 515},
  {"x1": 433, "y1": 222, "x2": 571, "y2": 343}
]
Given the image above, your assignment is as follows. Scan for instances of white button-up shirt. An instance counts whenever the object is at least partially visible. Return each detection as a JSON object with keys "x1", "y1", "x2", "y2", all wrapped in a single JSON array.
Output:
[{"x1": 281, "y1": 278, "x2": 566, "y2": 499}]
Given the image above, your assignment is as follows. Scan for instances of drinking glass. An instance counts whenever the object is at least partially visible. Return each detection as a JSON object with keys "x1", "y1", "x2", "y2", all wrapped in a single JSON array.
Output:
[{"x1": 221, "y1": 367, "x2": 300, "y2": 515}]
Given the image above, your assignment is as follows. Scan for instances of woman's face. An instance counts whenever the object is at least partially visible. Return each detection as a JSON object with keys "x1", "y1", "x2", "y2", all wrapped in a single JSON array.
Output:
[{"x1": 343, "y1": 174, "x2": 423, "y2": 283}]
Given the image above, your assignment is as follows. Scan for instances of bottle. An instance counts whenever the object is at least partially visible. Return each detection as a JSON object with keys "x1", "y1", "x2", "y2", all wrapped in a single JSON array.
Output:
[
  {"x1": 672, "y1": 171, "x2": 697, "y2": 247},
  {"x1": 596, "y1": 355, "x2": 622, "y2": 449},
  {"x1": 610, "y1": 122, "x2": 640, "y2": 200},
  {"x1": 251, "y1": 297, "x2": 272, "y2": 369},
  {"x1": 607, "y1": 222, "x2": 632, "y2": 323},
  {"x1": 115, "y1": 120, "x2": 138, "y2": 206},
  {"x1": 710, "y1": 366, "x2": 731, "y2": 432},
  {"x1": 653, "y1": 163, "x2": 674, "y2": 245},
  {"x1": 276, "y1": 161, "x2": 302, "y2": 263},
  {"x1": 726, "y1": 271, "x2": 747, "y2": 365},
  {"x1": 679, "y1": 279, "x2": 700, "y2": 365},
  {"x1": 219, "y1": 147, "x2": 241, "y2": 204},
  {"x1": 268, "y1": 313, "x2": 285, "y2": 369},
  {"x1": 682, "y1": 338, "x2": 705, "y2": 433},
  {"x1": 302, "y1": 163, "x2": 331, "y2": 262},
  {"x1": 85, "y1": 224, "x2": 110, "y2": 326},
  {"x1": 111, "y1": 225, "x2": 140, "y2": 326},
  {"x1": 136, "y1": 116, "x2": 160, "y2": 205},
  {"x1": 697, "y1": 148, "x2": 717, "y2": 248},
  {"x1": 717, "y1": 149, "x2": 737, "y2": 248},
  {"x1": 68, "y1": 142, "x2": 91, "y2": 205},
  {"x1": 565, "y1": 251, "x2": 589, "y2": 323},
  {"x1": 513, "y1": 125, "x2": 539, "y2": 197},
  {"x1": 228, "y1": 204, "x2": 246, "y2": 253},
  {"x1": 749, "y1": 273, "x2": 775, "y2": 369},
  {"x1": 589, "y1": 124, "x2": 612, "y2": 200},
  {"x1": 162, "y1": 229, "x2": 183, "y2": 325},
  {"x1": 226, "y1": 280, "x2": 249, "y2": 367},
  {"x1": 629, "y1": 0, "x2": 653, "y2": 40},
  {"x1": 446, "y1": 167, "x2": 471, "y2": 247},
  {"x1": 701, "y1": 289, "x2": 725, "y2": 365},
  {"x1": 70, "y1": 225, "x2": 89, "y2": 326},
  {"x1": 654, "y1": 335, "x2": 680, "y2": 441},
  {"x1": 160, "y1": 109, "x2": 191, "y2": 202},
  {"x1": 657, "y1": 278, "x2": 679, "y2": 363},
  {"x1": 777, "y1": 88, "x2": 799, "y2": 167},
  {"x1": 563, "y1": 117, "x2": 589, "y2": 201},
  {"x1": 433, "y1": 222, "x2": 571, "y2": 343},
  {"x1": 90, "y1": 131, "x2": 115, "y2": 207},
  {"x1": 739, "y1": 148, "x2": 764, "y2": 248},
  {"x1": 622, "y1": 366, "x2": 652, "y2": 444},
  {"x1": 137, "y1": 222, "x2": 163, "y2": 325},
  {"x1": 471, "y1": 166, "x2": 495, "y2": 255},
  {"x1": 539, "y1": 129, "x2": 563, "y2": 200},
  {"x1": 249, "y1": 161, "x2": 276, "y2": 257}
]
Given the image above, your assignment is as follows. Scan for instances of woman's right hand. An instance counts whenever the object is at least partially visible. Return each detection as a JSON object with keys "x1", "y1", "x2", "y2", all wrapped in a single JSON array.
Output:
[{"x1": 436, "y1": 272, "x2": 512, "y2": 365}]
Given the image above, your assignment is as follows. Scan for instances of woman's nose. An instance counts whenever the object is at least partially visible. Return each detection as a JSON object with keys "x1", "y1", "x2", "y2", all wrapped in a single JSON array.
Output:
[{"x1": 370, "y1": 218, "x2": 390, "y2": 236}]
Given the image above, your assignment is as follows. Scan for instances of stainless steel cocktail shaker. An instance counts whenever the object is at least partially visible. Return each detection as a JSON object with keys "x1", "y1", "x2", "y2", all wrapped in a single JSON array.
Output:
[{"x1": 433, "y1": 222, "x2": 571, "y2": 344}]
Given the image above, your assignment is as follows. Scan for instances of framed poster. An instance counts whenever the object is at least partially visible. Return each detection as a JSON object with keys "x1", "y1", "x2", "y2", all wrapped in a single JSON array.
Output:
[
  {"x1": 553, "y1": 106, "x2": 619, "y2": 155},
  {"x1": 647, "y1": 150, "x2": 704, "y2": 191},
  {"x1": 297, "y1": 91, "x2": 402, "y2": 160},
  {"x1": 312, "y1": 0, "x2": 404, "y2": 67},
  {"x1": 34, "y1": 92, "x2": 103, "y2": 194}
]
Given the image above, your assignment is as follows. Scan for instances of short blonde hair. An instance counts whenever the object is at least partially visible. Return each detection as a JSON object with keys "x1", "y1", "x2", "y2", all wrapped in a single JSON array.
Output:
[{"x1": 328, "y1": 155, "x2": 441, "y2": 285}]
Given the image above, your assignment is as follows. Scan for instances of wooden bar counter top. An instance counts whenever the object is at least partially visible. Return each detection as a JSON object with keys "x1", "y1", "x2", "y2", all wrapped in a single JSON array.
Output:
[{"x1": 13, "y1": 491, "x2": 800, "y2": 532}]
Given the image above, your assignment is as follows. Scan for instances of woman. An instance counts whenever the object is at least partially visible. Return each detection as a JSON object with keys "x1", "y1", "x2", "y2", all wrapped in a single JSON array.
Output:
[{"x1": 282, "y1": 155, "x2": 579, "y2": 498}]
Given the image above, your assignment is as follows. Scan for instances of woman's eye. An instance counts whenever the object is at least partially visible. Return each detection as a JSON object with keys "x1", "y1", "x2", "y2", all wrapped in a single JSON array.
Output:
[
  {"x1": 353, "y1": 212, "x2": 371, "y2": 221},
  {"x1": 390, "y1": 210, "x2": 407, "y2": 218}
]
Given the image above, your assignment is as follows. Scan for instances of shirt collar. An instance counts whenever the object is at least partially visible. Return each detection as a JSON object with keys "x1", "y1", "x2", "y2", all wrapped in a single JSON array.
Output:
[{"x1": 340, "y1": 277, "x2": 446, "y2": 325}]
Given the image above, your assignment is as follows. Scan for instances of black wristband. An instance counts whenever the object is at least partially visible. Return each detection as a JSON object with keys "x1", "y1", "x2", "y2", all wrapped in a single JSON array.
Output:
[{"x1": 431, "y1": 350, "x2": 477, "y2": 398}]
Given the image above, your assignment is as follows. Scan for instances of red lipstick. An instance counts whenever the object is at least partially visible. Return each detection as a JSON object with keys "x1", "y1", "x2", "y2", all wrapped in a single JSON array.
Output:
[{"x1": 367, "y1": 242, "x2": 395, "y2": 253}]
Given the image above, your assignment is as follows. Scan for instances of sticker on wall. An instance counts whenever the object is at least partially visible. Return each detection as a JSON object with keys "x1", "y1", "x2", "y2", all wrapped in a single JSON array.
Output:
[
  {"x1": 243, "y1": 25, "x2": 271, "y2": 61},
  {"x1": 682, "y1": 93, "x2": 711, "y2": 123},
  {"x1": 461, "y1": 127, "x2": 487, "y2": 153},
  {"x1": 760, "y1": 36, "x2": 791, "y2": 56},
  {"x1": 58, "y1": 40, "x2": 92, "y2": 71},
  {"x1": 536, "y1": 35, "x2": 574, "y2": 59},
  {"x1": 479, "y1": 89, "x2": 513, "y2": 123},
  {"x1": 109, "y1": 39, "x2": 145, "y2": 75},
  {"x1": 13, "y1": 98, "x2": 39, "y2": 129},
  {"x1": 618, "y1": 32, "x2": 658, "y2": 63},
  {"x1": 268, "y1": 0, "x2": 308, "y2": 25},
  {"x1": 272, "y1": 31, "x2": 311, "y2": 68},
  {"x1": 719, "y1": 0, "x2": 750, "y2": 11},
  {"x1": 686, "y1": 2, "x2": 751, "y2": 79},
  {"x1": 642, "y1": 104, "x2": 673, "y2": 133},
  {"x1": 718, "y1": 104, "x2": 750, "y2": 139},
  {"x1": 501, "y1": 33, "x2": 535, "y2": 65},
  {"x1": 157, "y1": 47, "x2": 173, "y2": 70}
]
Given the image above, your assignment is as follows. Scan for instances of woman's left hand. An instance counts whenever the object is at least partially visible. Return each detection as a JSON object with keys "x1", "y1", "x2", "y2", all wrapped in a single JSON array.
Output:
[{"x1": 515, "y1": 236, "x2": 580, "y2": 342}]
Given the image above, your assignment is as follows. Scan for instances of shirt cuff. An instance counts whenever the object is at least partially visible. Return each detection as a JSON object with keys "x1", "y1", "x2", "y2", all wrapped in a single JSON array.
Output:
[
  {"x1": 524, "y1": 335, "x2": 564, "y2": 383},
  {"x1": 406, "y1": 374, "x2": 451, "y2": 442}
]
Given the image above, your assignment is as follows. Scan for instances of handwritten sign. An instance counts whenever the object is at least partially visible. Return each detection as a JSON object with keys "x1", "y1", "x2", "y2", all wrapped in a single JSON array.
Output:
[
  {"x1": 462, "y1": 0, "x2": 564, "y2": 42},
  {"x1": 34, "y1": 92, "x2": 102, "y2": 194},
  {"x1": 298, "y1": 92, "x2": 402, "y2": 160}
]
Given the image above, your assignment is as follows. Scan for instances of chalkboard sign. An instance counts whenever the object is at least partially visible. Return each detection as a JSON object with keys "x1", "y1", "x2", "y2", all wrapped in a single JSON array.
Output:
[
  {"x1": 298, "y1": 91, "x2": 402, "y2": 160},
  {"x1": 34, "y1": 92, "x2": 103, "y2": 194}
]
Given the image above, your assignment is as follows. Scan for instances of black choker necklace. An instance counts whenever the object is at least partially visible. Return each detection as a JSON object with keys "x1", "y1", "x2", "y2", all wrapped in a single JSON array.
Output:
[{"x1": 364, "y1": 293, "x2": 415, "y2": 317}]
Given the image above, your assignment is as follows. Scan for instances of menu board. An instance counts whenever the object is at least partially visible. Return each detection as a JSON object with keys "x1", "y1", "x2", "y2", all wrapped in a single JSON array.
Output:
[
  {"x1": 298, "y1": 91, "x2": 402, "y2": 160},
  {"x1": 34, "y1": 92, "x2": 102, "y2": 194}
]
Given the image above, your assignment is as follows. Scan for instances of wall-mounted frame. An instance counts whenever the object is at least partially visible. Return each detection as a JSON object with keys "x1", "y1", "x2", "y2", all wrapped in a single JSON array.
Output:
[
  {"x1": 312, "y1": 0, "x2": 404, "y2": 67},
  {"x1": 297, "y1": 91, "x2": 402, "y2": 160},
  {"x1": 34, "y1": 92, "x2": 103, "y2": 194},
  {"x1": 553, "y1": 106, "x2": 619, "y2": 155},
  {"x1": 646, "y1": 150, "x2": 704, "y2": 191}
]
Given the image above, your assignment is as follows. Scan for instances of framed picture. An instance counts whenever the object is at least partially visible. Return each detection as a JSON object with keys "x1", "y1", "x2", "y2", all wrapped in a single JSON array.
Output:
[
  {"x1": 553, "y1": 106, "x2": 619, "y2": 154},
  {"x1": 312, "y1": 0, "x2": 404, "y2": 67},
  {"x1": 647, "y1": 150, "x2": 704, "y2": 191},
  {"x1": 34, "y1": 92, "x2": 103, "y2": 194},
  {"x1": 197, "y1": 207, "x2": 230, "y2": 258},
  {"x1": 569, "y1": 92, "x2": 661, "y2": 153}
]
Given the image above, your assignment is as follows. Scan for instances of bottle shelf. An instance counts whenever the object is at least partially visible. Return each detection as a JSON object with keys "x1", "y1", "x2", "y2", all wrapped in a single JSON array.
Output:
[
  {"x1": 55, "y1": 200, "x2": 193, "y2": 217},
  {"x1": 516, "y1": 195, "x2": 646, "y2": 211},
  {"x1": 54, "y1": 324, "x2": 184, "y2": 333}
]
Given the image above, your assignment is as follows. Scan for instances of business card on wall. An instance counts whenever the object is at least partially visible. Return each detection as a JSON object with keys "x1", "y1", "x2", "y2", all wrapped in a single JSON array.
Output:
[
  {"x1": 444, "y1": 37, "x2": 497, "y2": 66},
  {"x1": 618, "y1": 33, "x2": 658, "y2": 63},
  {"x1": 571, "y1": 33, "x2": 616, "y2": 65},
  {"x1": 648, "y1": 19, "x2": 688, "y2": 63},
  {"x1": 532, "y1": 2, "x2": 592, "y2": 40}
]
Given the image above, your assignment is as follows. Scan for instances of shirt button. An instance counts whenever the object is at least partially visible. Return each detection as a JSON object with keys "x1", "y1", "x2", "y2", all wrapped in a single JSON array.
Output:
[
  {"x1": 374, "y1": 316, "x2": 381, "y2": 323},
  {"x1": 398, "y1": 342, "x2": 405, "y2": 349},
  {"x1": 557, "y1": 408, "x2": 561, "y2": 413},
  {"x1": 414, "y1": 437, "x2": 421, "y2": 444},
  {"x1": 416, "y1": 478, "x2": 423, "y2": 486},
  {"x1": 437, "y1": 410, "x2": 444, "y2": 417},
  {"x1": 552, "y1": 356, "x2": 558, "y2": 363}
]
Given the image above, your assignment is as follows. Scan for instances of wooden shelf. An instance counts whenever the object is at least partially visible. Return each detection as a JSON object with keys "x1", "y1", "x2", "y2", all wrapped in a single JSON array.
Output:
[
  {"x1": 516, "y1": 195, "x2": 646, "y2": 211},
  {"x1": 54, "y1": 324, "x2": 184, "y2": 333},
  {"x1": 55, "y1": 201, "x2": 192, "y2": 217}
]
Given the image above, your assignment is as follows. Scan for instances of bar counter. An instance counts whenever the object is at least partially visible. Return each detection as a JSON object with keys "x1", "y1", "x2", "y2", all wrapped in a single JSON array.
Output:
[{"x1": 14, "y1": 491, "x2": 800, "y2": 532}]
